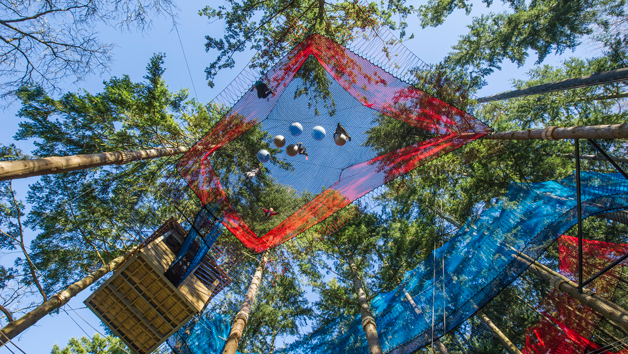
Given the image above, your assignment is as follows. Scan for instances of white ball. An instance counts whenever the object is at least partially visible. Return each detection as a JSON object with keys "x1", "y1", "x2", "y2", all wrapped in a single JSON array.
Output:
[
  {"x1": 289, "y1": 122, "x2": 303, "y2": 136},
  {"x1": 257, "y1": 149, "x2": 271, "y2": 163},
  {"x1": 286, "y1": 144, "x2": 298, "y2": 157},
  {"x1": 312, "y1": 126, "x2": 326, "y2": 141},
  {"x1": 273, "y1": 135, "x2": 286, "y2": 148},
  {"x1": 334, "y1": 134, "x2": 347, "y2": 146}
]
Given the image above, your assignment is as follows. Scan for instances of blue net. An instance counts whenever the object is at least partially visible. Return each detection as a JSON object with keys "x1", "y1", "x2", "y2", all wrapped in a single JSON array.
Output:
[
  {"x1": 167, "y1": 172, "x2": 628, "y2": 353},
  {"x1": 166, "y1": 204, "x2": 224, "y2": 286},
  {"x1": 276, "y1": 172, "x2": 628, "y2": 353},
  {"x1": 167, "y1": 311, "x2": 234, "y2": 354}
]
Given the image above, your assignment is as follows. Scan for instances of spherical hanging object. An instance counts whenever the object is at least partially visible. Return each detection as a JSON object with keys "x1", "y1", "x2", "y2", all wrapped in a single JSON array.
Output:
[
  {"x1": 257, "y1": 149, "x2": 271, "y2": 163},
  {"x1": 289, "y1": 122, "x2": 303, "y2": 136},
  {"x1": 334, "y1": 134, "x2": 347, "y2": 146},
  {"x1": 312, "y1": 126, "x2": 326, "y2": 141},
  {"x1": 286, "y1": 144, "x2": 298, "y2": 157},
  {"x1": 273, "y1": 135, "x2": 286, "y2": 148}
]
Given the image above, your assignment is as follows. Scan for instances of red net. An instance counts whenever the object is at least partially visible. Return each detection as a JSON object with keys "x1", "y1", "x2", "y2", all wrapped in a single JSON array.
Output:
[
  {"x1": 523, "y1": 235, "x2": 628, "y2": 354},
  {"x1": 178, "y1": 34, "x2": 490, "y2": 252}
]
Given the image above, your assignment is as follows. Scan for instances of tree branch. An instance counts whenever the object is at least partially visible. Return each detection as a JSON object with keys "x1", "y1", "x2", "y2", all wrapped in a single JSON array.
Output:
[{"x1": 9, "y1": 181, "x2": 47, "y2": 302}]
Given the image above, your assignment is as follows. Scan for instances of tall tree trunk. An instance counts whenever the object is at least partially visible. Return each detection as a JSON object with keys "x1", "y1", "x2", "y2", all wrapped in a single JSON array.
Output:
[
  {"x1": 0, "y1": 146, "x2": 188, "y2": 181},
  {"x1": 484, "y1": 123, "x2": 628, "y2": 141},
  {"x1": 0, "y1": 253, "x2": 129, "y2": 345},
  {"x1": 222, "y1": 255, "x2": 267, "y2": 354},
  {"x1": 476, "y1": 310, "x2": 523, "y2": 354},
  {"x1": 402, "y1": 287, "x2": 449, "y2": 354},
  {"x1": 347, "y1": 255, "x2": 383, "y2": 354},
  {"x1": 517, "y1": 253, "x2": 628, "y2": 333}
]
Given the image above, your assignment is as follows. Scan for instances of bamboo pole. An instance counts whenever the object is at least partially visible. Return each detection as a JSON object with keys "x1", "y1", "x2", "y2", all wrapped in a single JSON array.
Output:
[
  {"x1": 0, "y1": 253, "x2": 129, "y2": 345},
  {"x1": 222, "y1": 255, "x2": 267, "y2": 354},
  {"x1": 484, "y1": 123, "x2": 628, "y2": 141},
  {"x1": 0, "y1": 146, "x2": 188, "y2": 181},
  {"x1": 348, "y1": 255, "x2": 383, "y2": 354},
  {"x1": 476, "y1": 67, "x2": 628, "y2": 103},
  {"x1": 517, "y1": 254, "x2": 628, "y2": 333},
  {"x1": 476, "y1": 310, "x2": 523, "y2": 354}
]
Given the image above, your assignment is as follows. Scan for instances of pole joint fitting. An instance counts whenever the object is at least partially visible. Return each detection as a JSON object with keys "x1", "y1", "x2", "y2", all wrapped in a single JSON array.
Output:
[
  {"x1": 361, "y1": 315, "x2": 376, "y2": 331},
  {"x1": 542, "y1": 126, "x2": 558, "y2": 141},
  {"x1": 234, "y1": 311, "x2": 249, "y2": 326}
]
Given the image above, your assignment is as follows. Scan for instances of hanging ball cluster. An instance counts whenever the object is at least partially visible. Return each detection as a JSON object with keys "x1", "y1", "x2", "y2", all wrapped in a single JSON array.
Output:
[
  {"x1": 312, "y1": 126, "x2": 326, "y2": 141},
  {"x1": 257, "y1": 149, "x2": 271, "y2": 163},
  {"x1": 273, "y1": 135, "x2": 286, "y2": 148},
  {"x1": 334, "y1": 134, "x2": 347, "y2": 146},
  {"x1": 266, "y1": 122, "x2": 349, "y2": 160},
  {"x1": 286, "y1": 144, "x2": 298, "y2": 157},
  {"x1": 289, "y1": 122, "x2": 303, "y2": 136}
]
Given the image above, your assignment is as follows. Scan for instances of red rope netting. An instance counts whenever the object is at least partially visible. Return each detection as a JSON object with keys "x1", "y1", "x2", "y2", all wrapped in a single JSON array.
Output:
[
  {"x1": 524, "y1": 235, "x2": 628, "y2": 354},
  {"x1": 178, "y1": 34, "x2": 491, "y2": 252}
]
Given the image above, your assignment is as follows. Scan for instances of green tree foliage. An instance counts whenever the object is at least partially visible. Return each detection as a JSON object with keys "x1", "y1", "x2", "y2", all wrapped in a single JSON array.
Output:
[
  {"x1": 239, "y1": 268, "x2": 313, "y2": 353},
  {"x1": 50, "y1": 334, "x2": 127, "y2": 354},
  {"x1": 417, "y1": 0, "x2": 627, "y2": 87},
  {"x1": 12, "y1": 54, "x2": 224, "y2": 293},
  {"x1": 200, "y1": 0, "x2": 415, "y2": 87},
  {"x1": 289, "y1": 214, "x2": 381, "y2": 327},
  {"x1": 0, "y1": 145, "x2": 49, "y2": 322}
]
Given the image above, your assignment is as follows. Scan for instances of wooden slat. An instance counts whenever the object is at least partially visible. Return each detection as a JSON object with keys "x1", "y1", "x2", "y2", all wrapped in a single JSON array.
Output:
[
  {"x1": 106, "y1": 282, "x2": 163, "y2": 341},
  {"x1": 118, "y1": 272, "x2": 174, "y2": 333}
]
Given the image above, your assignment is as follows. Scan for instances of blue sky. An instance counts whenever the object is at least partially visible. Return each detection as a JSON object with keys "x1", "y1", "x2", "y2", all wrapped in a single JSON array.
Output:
[{"x1": 0, "y1": 1, "x2": 601, "y2": 353}]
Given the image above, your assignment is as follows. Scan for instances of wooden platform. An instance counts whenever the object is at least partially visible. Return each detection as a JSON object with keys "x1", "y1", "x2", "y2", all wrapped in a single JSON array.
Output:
[{"x1": 85, "y1": 218, "x2": 232, "y2": 354}]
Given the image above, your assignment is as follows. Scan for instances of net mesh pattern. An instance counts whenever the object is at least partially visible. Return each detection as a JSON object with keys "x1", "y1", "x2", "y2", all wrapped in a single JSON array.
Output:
[
  {"x1": 177, "y1": 34, "x2": 490, "y2": 253},
  {"x1": 523, "y1": 235, "x2": 628, "y2": 354},
  {"x1": 276, "y1": 172, "x2": 628, "y2": 353},
  {"x1": 167, "y1": 172, "x2": 628, "y2": 353}
]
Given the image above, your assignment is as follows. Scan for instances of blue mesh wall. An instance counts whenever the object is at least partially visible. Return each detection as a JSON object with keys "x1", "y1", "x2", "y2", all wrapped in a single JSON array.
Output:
[
  {"x1": 167, "y1": 311, "x2": 234, "y2": 354},
  {"x1": 276, "y1": 172, "x2": 628, "y2": 353}
]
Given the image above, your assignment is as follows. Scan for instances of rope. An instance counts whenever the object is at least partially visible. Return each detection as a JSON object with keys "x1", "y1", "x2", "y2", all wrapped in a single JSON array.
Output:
[{"x1": 172, "y1": 18, "x2": 199, "y2": 101}]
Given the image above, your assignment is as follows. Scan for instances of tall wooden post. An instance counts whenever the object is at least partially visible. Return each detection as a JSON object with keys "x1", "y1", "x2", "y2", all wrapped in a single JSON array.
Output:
[
  {"x1": 0, "y1": 253, "x2": 129, "y2": 345},
  {"x1": 520, "y1": 256, "x2": 628, "y2": 333},
  {"x1": 402, "y1": 287, "x2": 449, "y2": 354},
  {"x1": 222, "y1": 255, "x2": 267, "y2": 354},
  {"x1": 476, "y1": 310, "x2": 523, "y2": 354},
  {"x1": 0, "y1": 146, "x2": 188, "y2": 181},
  {"x1": 484, "y1": 123, "x2": 628, "y2": 141},
  {"x1": 348, "y1": 255, "x2": 383, "y2": 354}
]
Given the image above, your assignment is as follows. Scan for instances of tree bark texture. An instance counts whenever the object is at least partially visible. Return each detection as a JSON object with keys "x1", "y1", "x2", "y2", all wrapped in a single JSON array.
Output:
[
  {"x1": 402, "y1": 287, "x2": 449, "y2": 354},
  {"x1": 348, "y1": 255, "x2": 383, "y2": 354},
  {"x1": 0, "y1": 146, "x2": 188, "y2": 181},
  {"x1": 0, "y1": 253, "x2": 128, "y2": 345},
  {"x1": 476, "y1": 310, "x2": 523, "y2": 354},
  {"x1": 522, "y1": 257, "x2": 628, "y2": 333},
  {"x1": 484, "y1": 123, "x2": 628, "y2": 141},
  {"x1": 222, "y1": 256, "x2": 267, "y2": 354}
]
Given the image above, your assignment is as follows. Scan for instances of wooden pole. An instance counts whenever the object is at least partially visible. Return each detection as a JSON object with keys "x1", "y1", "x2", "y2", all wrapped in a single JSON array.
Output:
[
  {"x1": 518, "y1": 254, "x2": 628, "y2": 333},
  {"x1": 0, "y1": 146, "x2": 188, "y2": 181},
  {"x1": 556, "y1": 153, "x2": 628, "y2": 164},
  {"x1": 222, "y1": 255, "x2": 267, "y2": 354},
  {"x1": 476, "y1": 310, "x2": 523, "y2": 354},
  {"x1": 402, "y1": 287, "x2": 449, "y2": 354},
  {"x1": 484, "y1": 123, "x2": 628, "y2": 141},
  {"x1": 0, "y1": 253, "x2": 128, "y2": 345},
  {"x1": 476, "y1": 67, "x2": 628, "y2": 103},
  {"x1": 348, "y1": 255, "x2": 383, "y2": 354}
]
